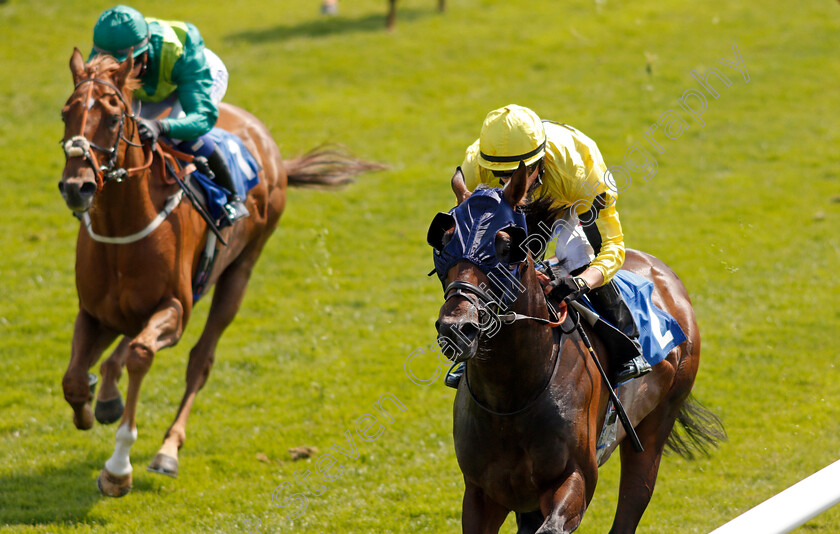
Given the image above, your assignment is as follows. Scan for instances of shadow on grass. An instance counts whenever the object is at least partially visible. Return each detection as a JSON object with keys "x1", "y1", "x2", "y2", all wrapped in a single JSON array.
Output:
[
  {"x1": 226, "y1": 8, "x2": 432, "y2": 44},
  {"x1": 0, "y1": 456, "x2": 155, "y2": 526}
]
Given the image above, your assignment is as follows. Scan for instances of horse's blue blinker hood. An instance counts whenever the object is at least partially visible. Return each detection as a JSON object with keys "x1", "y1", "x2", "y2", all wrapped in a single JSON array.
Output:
[{"x1": 428, "y1": 188, "x2": 528, "y2": 308}]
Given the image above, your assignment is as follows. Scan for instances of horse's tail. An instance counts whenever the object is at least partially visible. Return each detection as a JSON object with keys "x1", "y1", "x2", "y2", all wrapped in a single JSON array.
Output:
[
  {"x1": 665, "y1": 394, "x2": 727, "y2": 460},
  {"x1": 283, "y1": 144, "x2": 387, "y2": 189}
]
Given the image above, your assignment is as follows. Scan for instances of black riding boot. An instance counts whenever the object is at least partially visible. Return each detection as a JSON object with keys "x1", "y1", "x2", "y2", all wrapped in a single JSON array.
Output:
[
  {"x1": 196, "y1": 147, "x2": 249, "y2": 224},
  {"x1": 587, "y1": 279, "x2": 650, "y2": 383}
]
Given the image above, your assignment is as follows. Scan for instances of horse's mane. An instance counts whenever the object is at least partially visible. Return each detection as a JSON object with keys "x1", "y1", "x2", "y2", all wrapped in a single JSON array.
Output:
[
  {"x1": 84, "y1": 55, "x2": 140, "y2": 100},
  {"x1": 521, "y1": 193, "x2": 564, "y2": 251}
]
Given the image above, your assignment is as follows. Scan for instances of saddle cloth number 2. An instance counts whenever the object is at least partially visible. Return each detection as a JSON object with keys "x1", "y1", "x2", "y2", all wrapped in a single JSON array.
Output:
[{"x1": 649, "y1": 308, "x2": 674, "y2": 350}]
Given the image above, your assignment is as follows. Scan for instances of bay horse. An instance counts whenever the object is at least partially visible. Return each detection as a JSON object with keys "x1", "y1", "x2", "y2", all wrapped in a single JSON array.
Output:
[
  {"x1": 387, "y1": 0, "x2": 446, "y2": 30},
  {"x1": 430, "y1": 163, "x2": 724, "y2": 533},
  {"x1": 59, "y1": 48, "x2": 381, "y2": 497}
]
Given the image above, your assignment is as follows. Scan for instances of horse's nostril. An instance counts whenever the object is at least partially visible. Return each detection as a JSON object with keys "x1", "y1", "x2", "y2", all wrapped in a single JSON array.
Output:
[
  {"x1": 458, "y1": 322, "x2": 479, "y2": 341},
  {"x1": 435, "y1": 320, "x2": 441, "y2": 333},
  {"x1": 80, "y1": 182, "x2": 97, "y2": 196},
  {"x1": 58, "y1": 182, "x2": 65, "y2": 193}
]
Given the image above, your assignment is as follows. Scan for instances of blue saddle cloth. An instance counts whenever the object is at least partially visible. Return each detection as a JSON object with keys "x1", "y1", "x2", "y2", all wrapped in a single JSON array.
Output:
[
  {"x1": 189, "y1": 128, "x2": 261, "y2": 220},
  {"x1": 609, "y1": 270, "x2": 687, "y2": 367}
]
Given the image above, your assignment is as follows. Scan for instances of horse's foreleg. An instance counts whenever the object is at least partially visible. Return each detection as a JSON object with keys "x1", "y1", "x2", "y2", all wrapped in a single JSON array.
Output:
[
  {"x1": 537, "y1": 470, "x2": 589, "y2": 534},
  {"x1": 62, "y1": 309, "x2": 118, "y2": 430},
  {"x1": 439, "y1": 0, "x2": 446, "y2": 13},
  {"x1": 462, "y1": 483, "x2": 509, "y2": 534},
  {"x1": 98, "y1": 298, "x2": 184, "y2": 497},
  {"x1": 151, "y1": 256, "x2": 257, "y2": 477},
  {"x1": 94, "y1": 336, "x2": 130, "y2": 424}
]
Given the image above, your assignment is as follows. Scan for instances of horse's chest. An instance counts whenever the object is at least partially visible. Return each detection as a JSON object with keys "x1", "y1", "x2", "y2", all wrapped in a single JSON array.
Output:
[
  {"x1": 454, "y1": 409, "x2": 575, "y2": 511},
  {"x1": 77, "y1": 251, "x2": 183, "y2": 334}
]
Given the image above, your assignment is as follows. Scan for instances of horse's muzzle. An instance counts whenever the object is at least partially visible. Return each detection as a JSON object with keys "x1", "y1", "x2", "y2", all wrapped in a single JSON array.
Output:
[
  {"x1": 436, "y1": 317, "x2": 480, "y2": 362},
  {"x1": 59, "y1": 178, "x2": 96, "y2": 212}
]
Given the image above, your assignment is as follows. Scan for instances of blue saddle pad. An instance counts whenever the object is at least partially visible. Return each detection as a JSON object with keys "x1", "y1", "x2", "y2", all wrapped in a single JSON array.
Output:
[
  {"x1": 611, "y1": 270, "x2": 687, "y2": 367},
  {"x1": 190, "y1": 128, "x2": 261, "y2": 220}
]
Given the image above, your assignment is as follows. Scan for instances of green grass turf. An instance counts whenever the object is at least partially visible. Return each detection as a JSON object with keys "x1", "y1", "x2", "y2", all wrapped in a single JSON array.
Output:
[{"x1": 1, "y1": 0, "x2": 839, "y2": 532}]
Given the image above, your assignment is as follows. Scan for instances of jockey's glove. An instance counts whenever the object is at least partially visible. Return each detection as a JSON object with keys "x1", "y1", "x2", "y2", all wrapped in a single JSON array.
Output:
[
  {"x1": 547, "y1": 276, "x2": 590, "y2": 303},
  {"x1": 137, "y1": 118, "x2": 169, "y2": 145}
]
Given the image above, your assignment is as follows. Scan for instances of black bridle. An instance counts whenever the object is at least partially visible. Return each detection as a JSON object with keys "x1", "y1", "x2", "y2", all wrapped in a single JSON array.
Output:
[
  {"x1": 61, "y1": 77, "x2": 149, "y2": 188},
  {"x1": 442, "y1": 275, "x2": 569, "y2": 417},
  {"x1": 443, "y1": 278, "x2": 564, "y2": 329}
]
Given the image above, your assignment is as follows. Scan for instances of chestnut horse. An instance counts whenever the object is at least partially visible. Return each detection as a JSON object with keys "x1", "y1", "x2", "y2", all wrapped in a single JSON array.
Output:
[
  {"x1": 59, "y1": 48, "x2": 380, "y2": 496},
  {"x1": 387, "y1": 0, "x2": 446, "y2": 30},
  {"x1": 430, "y1": 164, "x2": 723, "y2": 533}
]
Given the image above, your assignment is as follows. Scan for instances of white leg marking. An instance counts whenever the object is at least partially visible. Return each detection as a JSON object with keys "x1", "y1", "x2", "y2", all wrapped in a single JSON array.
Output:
[{"x1": 104, "y1": 423, "x2": 137, "y2": 476}]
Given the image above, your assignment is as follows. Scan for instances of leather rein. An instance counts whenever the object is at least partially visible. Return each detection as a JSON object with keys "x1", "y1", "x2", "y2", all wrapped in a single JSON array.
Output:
[{"x1": 61, "y1": 77, "x2": 153, "y2": 192}]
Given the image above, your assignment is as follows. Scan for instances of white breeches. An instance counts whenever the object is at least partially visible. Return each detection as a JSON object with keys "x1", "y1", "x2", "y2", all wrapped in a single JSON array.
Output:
[{"x1": 551, "y1": 209, "x2": 596, "y2": 277}]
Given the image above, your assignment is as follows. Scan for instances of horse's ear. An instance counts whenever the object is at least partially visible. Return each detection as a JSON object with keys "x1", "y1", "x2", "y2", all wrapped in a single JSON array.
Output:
[
  {"x1": 113, "y1": 53, "x2": 134, "y2": 89},
  {"x1": 451, "y1": 166, "x2": 471, "y2": 205},
  {"x1": 502, "y1": 161, "x2": 541, "y2": 207},
  {"x1": 70, "y1": 47, "x2": 86, "y2": 84},
  {"x1": 502, "y1": 161, "x2": 532, "y2": 207}
]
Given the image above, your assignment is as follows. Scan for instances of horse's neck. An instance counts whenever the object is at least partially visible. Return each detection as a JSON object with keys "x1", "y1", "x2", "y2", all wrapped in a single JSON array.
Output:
[
  {"x1": 88, "y1": 147, "x2": 163, "y2": 234},
  {"x1": 469, "y1": 269, "x2": 556, "y2": 404}
]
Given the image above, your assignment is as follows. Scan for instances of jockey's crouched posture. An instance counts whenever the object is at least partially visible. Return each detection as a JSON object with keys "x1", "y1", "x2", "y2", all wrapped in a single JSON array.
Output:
[
  {"x1": 445, "y1": 104, "x2": 649, "y2": 388},
  {"x1": 90, "y1": 5, "x2": 248, "y2": 225}
]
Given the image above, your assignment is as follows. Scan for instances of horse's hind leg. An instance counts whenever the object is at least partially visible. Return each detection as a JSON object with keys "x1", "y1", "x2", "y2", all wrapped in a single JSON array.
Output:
[
  {"x1": 150, "y1": 253, "x2": 259, "y2": 477},
  {"x1": 95, "y1": 336, "x2": 130, "y2": 424},
  {"x1": 609, "y1": 399, "x2": 683, "y2": 534},
  {"x1": 387, "y1": 0, "x2": 397, "y2": 30}
]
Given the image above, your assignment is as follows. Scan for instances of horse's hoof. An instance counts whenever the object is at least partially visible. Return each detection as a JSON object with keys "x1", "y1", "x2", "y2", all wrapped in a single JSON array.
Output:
[
  {"x1": 147, "y1": 453, "x2": 179, "y2": 478},
  {"x1": 97, "y1": 469, "x2": 132, "y2": 497},
  {"x1": 72, "y1": 403, "x2": 94, "y2": 430},
  {"x1": 95, "y1": 396, "x2": 124, "y2": 425}
]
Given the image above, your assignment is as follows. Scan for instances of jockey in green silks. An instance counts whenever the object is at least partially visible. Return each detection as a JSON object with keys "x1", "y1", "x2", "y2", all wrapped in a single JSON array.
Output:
[
  {"x1": 444, "y1": 104, "x2": 649, "y2": 388},
  {"x1": 90, "y1": 5, "x2": 248, "y2": 224}
]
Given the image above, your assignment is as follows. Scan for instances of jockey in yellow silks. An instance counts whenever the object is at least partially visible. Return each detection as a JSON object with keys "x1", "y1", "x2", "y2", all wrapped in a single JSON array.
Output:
[{"x1": 445, "y1": 104, "x2": 648, "y2": 388}]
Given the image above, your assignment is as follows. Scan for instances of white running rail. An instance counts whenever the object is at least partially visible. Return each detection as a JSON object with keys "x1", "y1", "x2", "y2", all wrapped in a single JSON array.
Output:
[{"x1": 709, "y1": 459, "x2": 840, "y2": 534}]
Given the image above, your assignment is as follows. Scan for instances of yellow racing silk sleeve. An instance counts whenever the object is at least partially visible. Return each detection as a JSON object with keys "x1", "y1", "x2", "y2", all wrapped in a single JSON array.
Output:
[{"x1": 538, "y1": 123, "x2": 625, "y2": 285}]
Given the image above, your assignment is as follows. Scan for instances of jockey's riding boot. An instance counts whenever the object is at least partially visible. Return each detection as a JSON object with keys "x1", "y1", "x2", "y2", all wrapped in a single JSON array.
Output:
[
  {"x1": 588, "y1": 279, "x2": 650, "y2": 384},
  {"x1": 444, "y1": 362, "x2": 465, "y2": 389},
  {"x1": 206, "y1": 147, "x2": 249, "y2": 224}
]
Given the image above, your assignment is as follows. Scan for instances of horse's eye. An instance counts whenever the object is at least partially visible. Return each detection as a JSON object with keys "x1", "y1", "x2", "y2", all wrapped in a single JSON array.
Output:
[
  {"x1": 495, "y1": 232, "x2": 512, "y2": 260},
  {"x1": 441, "y1": 228, "x2": 454, "y2": 248},
  {"x1": 109, "y1": 115, "x2": 121, "y2": 128},
  {"x1": 427, "y1": 212, "x2": 456, "y2": 251},
  {"x1": 495, "y1": 227, "x2": 528, "y2": 264}
]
